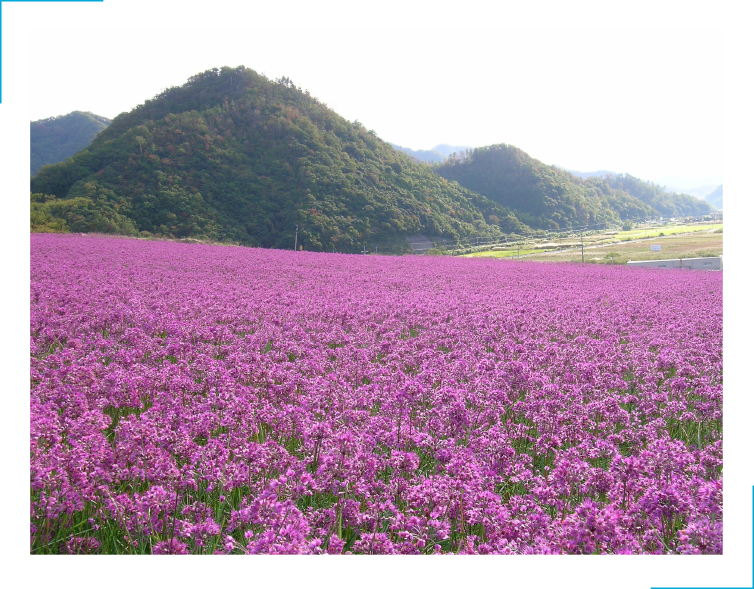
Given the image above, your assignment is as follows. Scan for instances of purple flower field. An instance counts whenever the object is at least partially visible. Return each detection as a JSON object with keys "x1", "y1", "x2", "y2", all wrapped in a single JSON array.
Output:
[{"x1": 30, "y1": 234, "x2": 722, "y2": 554}]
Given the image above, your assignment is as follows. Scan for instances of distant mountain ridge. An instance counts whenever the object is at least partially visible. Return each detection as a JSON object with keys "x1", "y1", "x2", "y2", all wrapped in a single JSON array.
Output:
[
  {"x1": 432, "y1": 144, "x2": 472, "y2": 157},
  {"x1": 563, "y1": 169, "x2": 723, "y2": 203},
  {"x1": 704, "y1": 185, "x2": 723, "y2": 210},
  {"x1": 436, "y1": 146, "x2": 659, "y2": 230},
  {"x1": 388, "y1": 143, "x2": 445, "y2": 163},
  {"x1": 435, "y1": 145, "x2": 712, "y2": 230},
  {"x1": 560, "y1": 168, "x2": 616, "y2": 180},
  {"x1": 390, "y1": 143, "x2": 471, "y2": 164},
  {"x1": 31, "y1": 111, "x2": 111, "y2": 175},
  {"x1": 559, "y1": 167, "x2": 716, "y2": 217},
  {"x1": 680, "y1": 185, "x2": 718, "y2": 199},
  {"x1": 591, "y1": 173, "x2": 714, "y2": 218}
]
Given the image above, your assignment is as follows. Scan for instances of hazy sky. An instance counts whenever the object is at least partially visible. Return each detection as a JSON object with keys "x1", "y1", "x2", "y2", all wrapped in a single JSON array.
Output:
[{"x1": 19, "y1": 2, "x2": 724, "y2": 188}]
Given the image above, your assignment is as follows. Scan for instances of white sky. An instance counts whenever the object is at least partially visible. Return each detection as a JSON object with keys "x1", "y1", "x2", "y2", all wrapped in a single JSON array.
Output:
[{"x1": 22, "y1": 6, "x2": 724, "y2": 187}]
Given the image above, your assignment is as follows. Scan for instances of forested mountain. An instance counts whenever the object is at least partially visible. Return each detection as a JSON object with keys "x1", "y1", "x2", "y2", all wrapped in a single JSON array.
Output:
[
  {"x1": 588, "y1": 173, "x2": 714, "y2": 218},
  {"x1": 704, "y1": 185, "x2": 723, "y2": 210},
  {"x1": 31, "y1": 111, "x2": 111, "y2": 175},
  {"x1": 561, "y1": 170, "x2": 715, "y2": 216},
  {"x1": 30, "y1": 67, "x2": 528, "y2": 250},
  {"x1": 434, "y1": 145, "x2": 658, "y2": 230}
]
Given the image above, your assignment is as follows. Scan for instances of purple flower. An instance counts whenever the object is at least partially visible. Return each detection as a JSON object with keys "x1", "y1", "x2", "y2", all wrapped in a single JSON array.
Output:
[{"x1": 29, "y1": 234, "x2": 722, "y2": 555}]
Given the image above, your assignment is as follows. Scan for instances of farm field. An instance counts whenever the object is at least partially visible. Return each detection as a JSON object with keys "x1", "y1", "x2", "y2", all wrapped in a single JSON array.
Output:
[
  {"x1": 461, "y1": 223, "x2": 723, "y2": 261},
  {"x1": 522, "y1": 229, "x2": 722, "y2": 265},
  {"x1": 30, "y1": 234, "x2": 722, "y2": 554},
  {"x1": 612, "y1": 223, "x2": 722, "y2": 242}
]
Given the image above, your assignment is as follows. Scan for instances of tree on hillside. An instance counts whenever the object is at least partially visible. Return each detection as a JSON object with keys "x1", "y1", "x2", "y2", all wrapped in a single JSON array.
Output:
[
  {"x1": 434, "y1": 144, "x2": 656, "y2": 230},
  {"x1": 30, "y1": 67, "x2": 529, "y2": 251}
]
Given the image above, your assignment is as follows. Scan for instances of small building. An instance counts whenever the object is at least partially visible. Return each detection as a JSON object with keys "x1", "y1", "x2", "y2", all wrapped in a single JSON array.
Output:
[{"x1": 626, "y1": 257, "x2": 722, "y2": 270}]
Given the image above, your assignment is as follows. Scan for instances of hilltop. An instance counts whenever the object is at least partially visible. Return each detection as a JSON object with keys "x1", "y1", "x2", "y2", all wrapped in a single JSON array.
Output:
[
  {"x1": 30, "y1": 67, "x2": 527, "y2": 251},
  {"x1": 434, "y1": 145, "x2": 657, "y2": 230},
  {"x1": 30, "y1": 111, "x2": 111, "y2": 175},
  {"x1": 587, "y1": 173, "x2": 714, "y2": 218},
  {"x1": 434, "y1": 145, "x2": 712, "y2": 230},
  {"x1": 558, "y1": 168, "x2": 718, "y2": 217}
]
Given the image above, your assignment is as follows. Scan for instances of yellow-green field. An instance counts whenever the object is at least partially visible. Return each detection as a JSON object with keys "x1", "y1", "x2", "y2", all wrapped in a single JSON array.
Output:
[
  {"x1": 518, "y1": 230, "x2": 721, "y2": 264},
  {"x1": 463, "y1": 223, "x2": 722, "y2": 264},
  {"x1": 611, "y1": 224, "x2": 722, "y2": 242}
]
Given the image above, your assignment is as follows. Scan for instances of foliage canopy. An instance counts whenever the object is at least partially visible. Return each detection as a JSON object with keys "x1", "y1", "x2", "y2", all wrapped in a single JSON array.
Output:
[
  {"x1": 30, "y1": 67, "x2": 527, "y2": 251},
  {"x1": 433, "y1": 144, "x2": 711, "y2": 230}
]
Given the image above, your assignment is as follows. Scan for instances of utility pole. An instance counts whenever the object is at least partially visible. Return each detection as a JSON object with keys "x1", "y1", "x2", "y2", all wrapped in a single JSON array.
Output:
[
  {"x1": 581, "y1": 232, "x2": 584, "y2": 263},
  {"x1": 294, "y1": 224, "x2": 299, "y2": 251},
  {"x1": 362, "y1": 245, "x2": 368, "y2": 255}
]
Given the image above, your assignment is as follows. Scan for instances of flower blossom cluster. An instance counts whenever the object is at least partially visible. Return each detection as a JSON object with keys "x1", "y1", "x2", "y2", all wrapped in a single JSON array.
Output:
[{"x1": 30, "y1": 234, "x2": 722, "y2": 554}]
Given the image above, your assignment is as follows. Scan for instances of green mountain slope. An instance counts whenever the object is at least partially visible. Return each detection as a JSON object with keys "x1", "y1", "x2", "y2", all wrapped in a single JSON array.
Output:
[
  {"x1": 30, "y1": 111, "x2": 111, "y2": 175},
  {"x1": 586, "y1": 173, "x2": 713, "y2": 218},
  {"x1": 555, "y1": 170, "x2": 716, "y2": 216},
  {"x1": 30, "y1": 67, "x2": 528, "y2": 250},
  {"x1": 434, "y1": 144, "x2": 657, "y2": 230}
]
